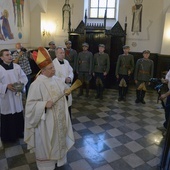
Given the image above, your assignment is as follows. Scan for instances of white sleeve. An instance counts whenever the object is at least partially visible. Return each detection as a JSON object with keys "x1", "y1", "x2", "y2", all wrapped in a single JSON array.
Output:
[{"x1": 0, "y1": 68, "x2": 7, "y2": 96}]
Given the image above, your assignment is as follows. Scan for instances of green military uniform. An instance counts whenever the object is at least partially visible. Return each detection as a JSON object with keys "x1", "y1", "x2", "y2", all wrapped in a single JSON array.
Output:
[
  {"x1": 115, "y1": 54, "x2": 134, "y2": 76},
  {"x1": 93, "y1": 53, "x2": 110, "y2": 73},
  {"x1": 115, "y1": 53, "x2": 134, "y2": 100},
  {"x1": 64, "y1": 48, "x2": 77, "y2": 72},
  {"x1": 48, "y1": 41, "x2": 56, "y2": 60},
  {"x1": 48, "y1": 49, "x2": 56, "y2": 60},
  {"x1": 134, "y1": 56, "x2": 154, "y2": 103},
  {"x1": 77, "y1": 50, "x2": 93, "y2": 96},
  {"x1": 93, "y1": 52, "x2": 110, "y2": 99}
]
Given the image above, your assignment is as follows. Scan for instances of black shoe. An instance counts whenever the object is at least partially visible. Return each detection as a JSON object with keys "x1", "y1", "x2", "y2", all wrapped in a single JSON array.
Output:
[
  {"x1": 123, "y1": 97, "x2": 126, "y2": 101},
  {"x1": 118, "y1": 97, "x2": 123, "y2": 101},
  {"x1": 85, "y1": 94, "x2": 89, "y2": 98},
  {"x1": 100, "y1": 96, "x2": 103, "y2": 100},
  {"x1": 18, "y1": 133, "x2": 24, "y2": 138},
  {"x1": 141, "y1": 99, "x2": 146, "y2": 104},
  {"x1": 95, "y1": 95, "x2": 100, "y2": 99},
  {"x1": 135, "y1": 99, "x2": 140, "y2": 103},
  {"x1": 77, "y1": 93, "x2": 83, "y2": 97}
]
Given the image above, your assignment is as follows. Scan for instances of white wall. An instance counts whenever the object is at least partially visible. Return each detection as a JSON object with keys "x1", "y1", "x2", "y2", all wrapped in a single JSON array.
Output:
[
  {"x1": 28, "y1": 0, "x2": 170, "y2": 54},
  {"x1": 119, "y1": 0, "x2": 165, "y2": 53},
  {"x1": 0, "y1": 0, "x2": 170, "y2": 55},
  {"x1": 30, "y1": 5, "x2": 42, "y2": 48},
  {"x1": 41, "y1": 0, "x2": 84, "y2": 47}
]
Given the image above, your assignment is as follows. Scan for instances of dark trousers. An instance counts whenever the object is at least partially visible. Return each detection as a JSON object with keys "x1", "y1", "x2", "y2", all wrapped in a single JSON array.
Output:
[
  {"x1": 78, "y1": 73, "x2": 91, "y2": 96},
  {"x1": 117, "y1": 74, "x2": 129, "y2": 98},
  {"x1": 26, "y1": 74, "x2": 31, "y2": 97},
  {"x1": 163, "y1": 95, "x2": 170, "y2": 129},
  {"x1": 94, "y1": 73, "x2": 105, "y2": 86},
  {"x1": 94, "y1": 73, "x2": 105, "y2": 97},
  {"x1": 1, "y1": 112, "x2": 24, "y2": 142},
  {"x1": 66, "y1": 96, "x2": 72, "y2": 119}
]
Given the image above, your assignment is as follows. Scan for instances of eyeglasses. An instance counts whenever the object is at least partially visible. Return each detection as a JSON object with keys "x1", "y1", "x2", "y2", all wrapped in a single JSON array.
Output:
[{"x1": 50, "y1": 44, "x2": 55, "y2": 45}]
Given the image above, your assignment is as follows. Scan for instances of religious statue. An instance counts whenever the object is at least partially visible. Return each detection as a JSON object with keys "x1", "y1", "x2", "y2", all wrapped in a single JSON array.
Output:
[
  {"x1": 131, "y1": 0, "x2": 143, "y2": 35},
  {"x1": 62, "y1": 0, "x2": 71, "y2": 32}
]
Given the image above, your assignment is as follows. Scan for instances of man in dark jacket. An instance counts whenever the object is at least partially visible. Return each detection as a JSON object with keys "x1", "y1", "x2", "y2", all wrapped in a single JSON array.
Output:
[
  {"x1": 93, "y1": 44, "x2": 110, "y2": 99},
  {"x1": 115, "y1": 45, "x2": 134, "y2": 101},
  {"x1": 64, "y1": 40, "x2": 77, "y2": 72},
  {"x1": 134, "y1": 50, "x2": 154, "y2": 104},
  {"x1": 76, "y1": 42, "x2": 93, "y2": 97},
  {"x1": 48, "y1": 41, "x2": 56, "y2": 60}
]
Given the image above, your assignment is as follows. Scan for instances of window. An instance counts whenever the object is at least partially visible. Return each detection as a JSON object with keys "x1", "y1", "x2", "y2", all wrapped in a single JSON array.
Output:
[{"x1": 89, "y1": 0, "x2": 116, "y2": 19}]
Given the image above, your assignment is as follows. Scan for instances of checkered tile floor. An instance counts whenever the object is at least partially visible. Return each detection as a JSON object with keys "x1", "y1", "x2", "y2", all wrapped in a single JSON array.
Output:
[{"x1": 0, "y1": 87, "x2": 166, "y2": 170}]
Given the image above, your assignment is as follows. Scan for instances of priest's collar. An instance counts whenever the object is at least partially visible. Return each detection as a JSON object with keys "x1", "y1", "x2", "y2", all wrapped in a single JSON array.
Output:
[
  {"x1": 0, "y1": 62, "x2": 13, "y2": 70},
  {"x1": 58, "y1": 59, "x2": 64, "y2": 64}
]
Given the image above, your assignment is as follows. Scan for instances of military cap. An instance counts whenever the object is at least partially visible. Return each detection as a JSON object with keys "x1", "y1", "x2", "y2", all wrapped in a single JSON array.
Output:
[
  {"x1": 48, "y1": 41, "x2": 55, "y2": 45},
  {"x1": 82, "y1": 42, "x2": 89, "y2": 47},
  {"x1": 98, "y1": 44, "x2": 105, "y2": 48},
  {"x1": 65, "y1": 40, "x2": 72, "y2": 45},
  {"x1": 123, "y1": 45, "x2": 130, "y2": 49},
  {"x1": 143, "y1": 50, "x2": 150, "y2": 54}
]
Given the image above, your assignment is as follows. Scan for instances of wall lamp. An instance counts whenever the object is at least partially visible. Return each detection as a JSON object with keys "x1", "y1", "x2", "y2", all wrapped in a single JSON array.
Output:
[
  {"x1": 42, "y1": 29, "x2": 51, "y2": 37},
  {"x1": 41, "y1": 21, "x2": 56, "y2": 37}
]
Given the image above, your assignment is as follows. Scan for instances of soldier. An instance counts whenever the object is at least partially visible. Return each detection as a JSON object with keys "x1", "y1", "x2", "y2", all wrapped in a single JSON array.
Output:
[
  {"x1": 115, "y1": 45, "x2": 134, "y2": 101},
  {"x1": 76, "y1": 42, "x2": 93, "y2": 97},
  {"x1": 134, "y1": 50, "x2": 154, "y2": 104},
  {"x1": 64, "y1": 40, "x2": 77, "y2": 72},
  {"x1": 93, "y1": 44, "x2": 110, "y2": 99},
  {"x1": 48, "y1": 41, "x2": 56, "y2": 60}
]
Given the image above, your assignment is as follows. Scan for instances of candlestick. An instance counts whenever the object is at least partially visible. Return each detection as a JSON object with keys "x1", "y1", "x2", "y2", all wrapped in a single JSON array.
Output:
[{"x1": 125, "y1": 16, "x2": 127, "y2": 23}]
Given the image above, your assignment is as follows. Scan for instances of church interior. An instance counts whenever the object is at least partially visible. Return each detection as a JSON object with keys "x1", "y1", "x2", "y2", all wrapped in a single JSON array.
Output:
[{"x1": 0, "y1": 0, "x2": 170, "y2": 169}]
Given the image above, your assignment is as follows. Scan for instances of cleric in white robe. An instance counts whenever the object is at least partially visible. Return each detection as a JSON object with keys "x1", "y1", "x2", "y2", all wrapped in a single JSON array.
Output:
[
  {"x1": 53, "y1": 46, "x2": 74, "y2": 117},
  {"x1": 24, "y1": 47, "x2": 74, "y2": 170},
  {"x1": 0, "y1": 49, "x2": 28, "y2": 143}
]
